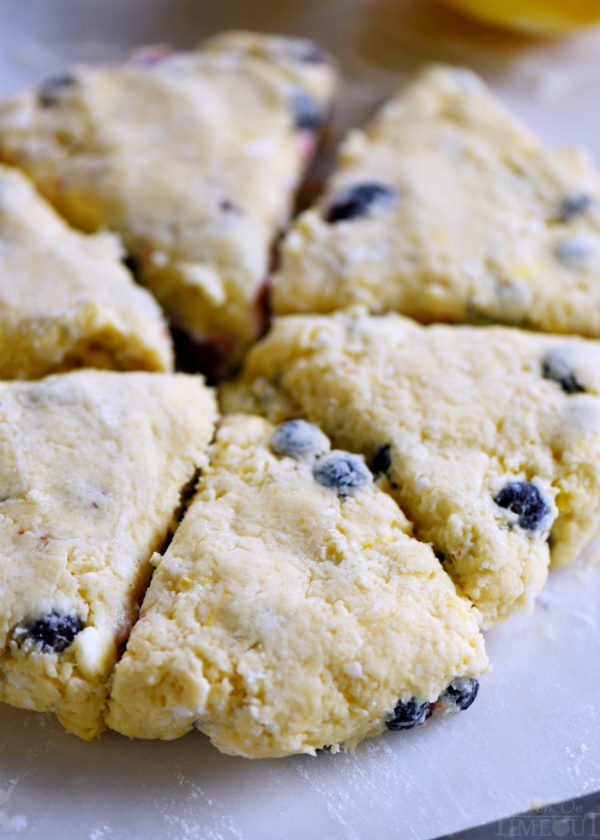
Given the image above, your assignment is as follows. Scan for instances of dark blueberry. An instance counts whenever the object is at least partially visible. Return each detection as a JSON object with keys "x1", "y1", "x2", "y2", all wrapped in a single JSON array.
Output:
[
  {"x1": 555, "y1": 238, "x2": 592, "y2": 268},
  {"x1": 438, "y1": 678, "x2": 479, "y2": 713},
  {"x1": 312, "y1": 452, "x2": 371, "y2": 497},
  {"x1": 386, "y1": 698, "x2": 433, "y2": 731},
  {"x1": 122, "y1": 253, "x2": 140, "y2": 277},
  {"x1": 494, "y1": 480, "x2": 551, "y2": 531},
  {"x1": 557, "y1": 193, "x2": 592, "y2": 223},
  {"x1": 270, "y1": 419, "x2": 330, "y2": 461},
  {"x1": 38, "y1": 74, "x2": 76, "y2": 108},
  {"x1": 285, "y1": 39, "x2": 328, "y2": 64},
  {"x1": 290, "y1": 89, "x2": 322, "y2": 132},
  {"x1": 325, "y1": 183, "x2": 395, "y2": 223},
  {"x1": 370, "y1": 443, "x2": 392, "y2": 477},
  {"x1": 23, "y1": 611, "x2": 84, "y2": 653},
  {"x1": 219, "y1": 198, "x2": 242, "y2": 215},
  {"x1": 542, "y1": 354, "x2": 585, "y2": 395}
]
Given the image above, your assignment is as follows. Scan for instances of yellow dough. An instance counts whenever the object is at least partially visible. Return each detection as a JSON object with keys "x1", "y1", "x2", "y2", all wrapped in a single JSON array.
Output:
[
  {"x1": 0, "y1": 165, "x2": 172, "y2": 378},
  {"x1": 0, "y1": 371, "x2": 216, "y2": 739},
  {"x1": 0, "y1": 31, "x2": 337, "y2": 363},
  {"x1": 223, "y1": 312, "x2": 600, "y2": 626},
  {"x1": 273, "y1": 66, "x2": 600, "y2": 338},
  {"x1": 107, "y1": 415, "x2": 487, "y2": 757}
]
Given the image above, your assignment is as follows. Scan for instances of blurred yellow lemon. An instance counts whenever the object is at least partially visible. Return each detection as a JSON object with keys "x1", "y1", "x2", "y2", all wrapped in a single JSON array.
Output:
[{"x1": 439, "y1": 0, "x2": 600, "y2": 34}]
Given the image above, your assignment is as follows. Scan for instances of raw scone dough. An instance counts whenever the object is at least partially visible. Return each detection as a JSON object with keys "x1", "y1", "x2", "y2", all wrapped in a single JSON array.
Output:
[
  {"x1": 0, "y1": 165, "x2": 172, "y2": 378},
  {"x1": 107, "y1": 415, "x2": 487, "y2": 757},
  {"x1": 222, "y1": 311, "x2": 600, "y2": 625},
  {"x1": 272, "y1": 65, "x2": 600, "y2": 337},
  {"x1": 0, "y1": 31, "x2": 337, "y2": 364},
  {"x1": 0, "y1": 371, "x2": 216, "y2": 739}
]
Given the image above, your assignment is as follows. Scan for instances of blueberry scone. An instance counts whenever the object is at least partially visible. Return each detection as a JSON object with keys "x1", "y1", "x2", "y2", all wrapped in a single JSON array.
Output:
[
  {"x1": 107, "y1": 415, "x2": 486, "y2": 757},
  {"x1": 0, "y1": 31, "x2": 337, "y2": 373},
  {"x1": 0, "y1": 371, "x2": 216, "y2": 739},
  {"x1": 222, "y1": 312, "x2": 600, "y2": 626},
  {"x1": 0, "y1": 165, "x2": 172, "y2": 379},
  {"x1": 272, "y1": 65, "x2": 600, "y2": 337}
]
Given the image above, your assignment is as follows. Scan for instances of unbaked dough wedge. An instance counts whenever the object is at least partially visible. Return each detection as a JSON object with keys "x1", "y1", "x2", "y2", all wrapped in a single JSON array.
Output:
[
  {"x1": 0, "y1": 371, "x2": 216, "y2": 739},
  {"x1": 0, "y1": 165, "x2": 172, "y2": 378},
  {"x1": 272, "y1": 65, "x2": 600, "y2": 337},
  {"x1": 222, "y1": 312, "x2": 600, "y2": 626},
  {"x1": 107, "y1": 415, "x2": 487, "y2": 757},
  {"x1": 0, "y1": 31, "x2": 337, "y2": 373}
]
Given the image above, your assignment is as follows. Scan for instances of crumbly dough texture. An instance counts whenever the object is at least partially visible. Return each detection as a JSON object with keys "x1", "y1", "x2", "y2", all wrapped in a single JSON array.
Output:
[
  {"x1": 222, "y1": 312, "x2": 600, "y2": 625},
  {"x1": 107, "y1": 415, "x2": 486, "y2": 757},
  {"x1": 0, "y1": 165, "x2": 172, "y2": 378},
  {"x1": 0, "y1": 371, "x2": 216, "y2": 739},
  {"x1": 273, "y1": 65, "x2": 600, "y2": 337},
  {"x1": 0, "y1": 31, "x2": 337, "y2": 357}
]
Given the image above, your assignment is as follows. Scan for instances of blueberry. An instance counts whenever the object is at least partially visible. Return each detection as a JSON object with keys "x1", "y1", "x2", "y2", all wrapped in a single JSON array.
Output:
[
  {"x1": 312, "y1": 452, "x2": 371, "y2": 497},
  {"x1": 325, "y1": 183, "x2": 395, "y2": 223},
  {"x1": 494, "y1": 481, "x2": 551, "y2": 531},
  {"x1": 557, "y1": 193, "x2": 592, "y2": 223},
  {"x1": 23, "y1": 611, "x2": 84, "y2": 653},
  {"x1": 370, "y1": 443, "x2": 392, "y2": 477},
  {"x1": 386, "y1": 698, "x2": 433, "y2": 731},
  {"x1": 270, "y1": 420, "x2": 330, "y2": 461},
  {"x1": 438, "y1": 678, "x2": 479, "y2": 713},
  {"x1": 285, "y1": 39, "x2": 328, "y2": 64},
  {"x1": 38, "y1": 74, "x2": 76, "y2": 108},
  {"x1": 122, "y1": 253, "x2": 140, "y2": 277},
  {"x1": 542, "y1": 353, "x2": 585, "y2": 394},
  {"x1": 290, "y1": 89, "x2": 322, "y2": 132},
  {"x1": 555, "y1": 238, "x2": 595, "y2": 269}
]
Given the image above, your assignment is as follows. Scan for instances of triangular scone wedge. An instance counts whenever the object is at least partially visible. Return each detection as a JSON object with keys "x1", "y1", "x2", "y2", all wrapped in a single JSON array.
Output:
[
  {"x1": 107, "y1": 415, "x2": 487, "y2": 757},
  {"x1": 0, "y1": 165, "x2": 172, "y2": 378},
  {"x1": 0, "y1": 32, "x2": 337, "y2": 371},
  {"x1": 0, "y1": 371, "x2": 216, "y2": 739},
  {"x1": 222, "y1": 312, "x2": 600, "y2": 626},
  {"x1": 273, "y1": 65, "x2": 600, "y2": 337}
]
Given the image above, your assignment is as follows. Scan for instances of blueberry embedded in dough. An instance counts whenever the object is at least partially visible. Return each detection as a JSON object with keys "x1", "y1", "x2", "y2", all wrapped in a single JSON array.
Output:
[
  {"x1": 290, "y1": 88, "x2": 323, "y2": 132},
  {"x1": 17, "y1": 611, "x2": 84, "y2": 653},
  {"x1": 269, "y1": 419, "x2": 330, "y2": 461},
  {"x1": 370, "y1": 443, "x2": 393, "y2": 477},
  {"x1": 554, "y1": 237, "x2": 598, "y2": 269},
  {"x1": 437, "y1": 677, "x2": 479, "y2": 714},
  {"x1": 494, "y1": 480, "x2": 552, "y2": 532},
  {"x1": 324, "y1": 183, "x2": 395, "y2": 223},
  {"x1": 542, "y1": 351, "x2": 586, "y2": 394},
  {"x1": 312, "y1": 451, "x2": 372, "y2": 497},
  {"x1": 37, "y1": 74, "x2": 77, "y2": 108},
  {"x1": 386, "y1": 698, "x2": 433, "y2": 731},
  {"x1": 284, "y1": 39, "x2": 329, "y2": 65},
  {"x1": 556, "y1": 193, "x2": 593, "y2": 223},
  {"x1": 122, "y1": 253, "x2": 140, "y2": 278}
]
